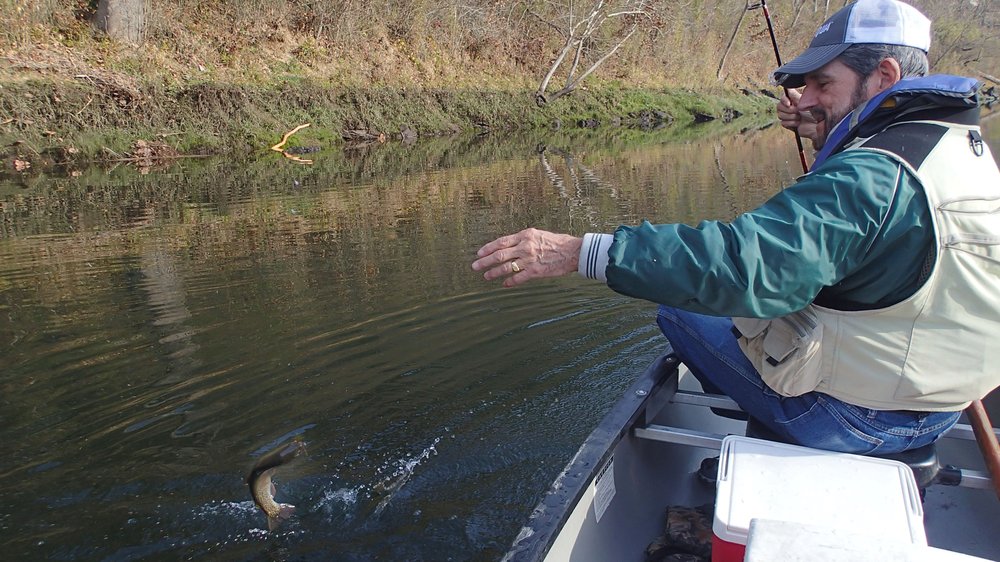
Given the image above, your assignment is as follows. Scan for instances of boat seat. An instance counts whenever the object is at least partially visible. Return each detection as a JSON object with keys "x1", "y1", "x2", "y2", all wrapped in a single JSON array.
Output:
[
  {"x1": 876, "y1": 444, "x2": 940, "y2": 489},
  {"x1": 744, "y1": 416, "x2": 940, "y2": 489}
]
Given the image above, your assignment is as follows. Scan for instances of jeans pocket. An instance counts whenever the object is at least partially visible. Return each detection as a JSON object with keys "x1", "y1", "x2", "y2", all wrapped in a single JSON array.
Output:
[
  {"x1": 775, "y1": 396, "x2": 885, "y2": 454},
  {"x1": 839, "y1": 404, "x2": 961, "y2": 446}
]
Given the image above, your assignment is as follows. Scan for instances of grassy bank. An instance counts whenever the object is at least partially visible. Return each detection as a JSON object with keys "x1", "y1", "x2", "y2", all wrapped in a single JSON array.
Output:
[
  {"x1": 0, "y1": 77, "x2": 776, "y2": 172},
  {"x1": 1, "y1": 0, "x2": 995, "y2": 172}
]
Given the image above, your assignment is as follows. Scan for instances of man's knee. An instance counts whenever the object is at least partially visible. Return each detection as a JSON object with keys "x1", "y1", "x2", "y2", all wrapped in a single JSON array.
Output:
[{"x1": 655, "y1": 305, "x2": 688, "y2": 339}]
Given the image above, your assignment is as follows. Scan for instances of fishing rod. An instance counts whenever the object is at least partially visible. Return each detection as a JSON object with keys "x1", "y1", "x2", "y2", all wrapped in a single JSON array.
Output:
[{"x1": 749, "y1": 0, "x2": 810, "y2": 174}]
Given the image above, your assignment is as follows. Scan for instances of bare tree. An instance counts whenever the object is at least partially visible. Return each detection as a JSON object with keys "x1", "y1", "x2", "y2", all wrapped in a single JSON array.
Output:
[
  {"x1": 533, "y1": 0, "x2": 650, "y2": 106},
  {"x1": 718, "y1": 1, "x2": 752, "y2": 80},
  {"x1": 95, "y1": 0, "x2": 147, "y2": 44},
  {"x1": 927, "y1": 0, "x2": 999, "y2": 70}
]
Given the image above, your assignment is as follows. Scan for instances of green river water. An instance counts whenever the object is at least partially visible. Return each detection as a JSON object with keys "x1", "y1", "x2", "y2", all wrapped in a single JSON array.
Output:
[{"x1": 1, "y1": 119, "x2": 997, "y2": 560}]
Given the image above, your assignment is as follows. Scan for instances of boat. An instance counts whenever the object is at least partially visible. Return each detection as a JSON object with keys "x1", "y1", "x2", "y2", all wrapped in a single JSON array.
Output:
[{"x1": 503, "y1": 348, "x2": 1000, "y2": 561}]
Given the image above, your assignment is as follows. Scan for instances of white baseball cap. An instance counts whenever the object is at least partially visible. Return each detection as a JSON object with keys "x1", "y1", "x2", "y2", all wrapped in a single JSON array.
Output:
[{"x1": 773, "y1": 0, "x2": 931, "y2": 88}]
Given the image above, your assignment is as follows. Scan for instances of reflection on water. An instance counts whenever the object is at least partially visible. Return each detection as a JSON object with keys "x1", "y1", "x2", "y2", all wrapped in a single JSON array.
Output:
[{"x1": 1, "y1": 121, "x2": 995, "y2": 560}]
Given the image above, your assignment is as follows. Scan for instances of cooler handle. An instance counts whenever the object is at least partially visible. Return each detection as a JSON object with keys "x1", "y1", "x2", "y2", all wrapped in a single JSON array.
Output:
[
  {"x1": 718, "y1": 438, "x2": 735, "y2": 482},
  {"x1": 901, "y1": 465, "x2": 924, "y2": 519}
]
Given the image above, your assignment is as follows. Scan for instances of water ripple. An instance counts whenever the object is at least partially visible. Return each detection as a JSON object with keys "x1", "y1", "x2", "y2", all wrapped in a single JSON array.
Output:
[{"x1": 0, "y1": 125, "x2": 826, "y2": 560}]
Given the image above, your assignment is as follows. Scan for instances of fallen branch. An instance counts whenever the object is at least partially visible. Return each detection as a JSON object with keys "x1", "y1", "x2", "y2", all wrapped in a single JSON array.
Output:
[
  {"x1": 271, "y1": 123, "x2": 314, "y2": 165},
  {"x1": 95, "y1": 154, "x2": 211, "y2": 164},
  {"x1": 281, "y1": 153, "x2": 313, "y2": 165},
  {"x1": 76, "y1": 95, "x2": 94, "y2": 117},
  {"x1": 271, "y1": 123, "x2": 311, "y2": 152},
  {"x1": 976, "y1": 69, "x2": 1000, "y2": 85},
  {"x1": 541, "y1": 25, "x2": 637, "y2": 105},
  {"x1": 271, "y1": 123, "x2": 312, "y2": 164},
  {"x1": 101, "y1": 145, "x2": 123, "y2": 159}
]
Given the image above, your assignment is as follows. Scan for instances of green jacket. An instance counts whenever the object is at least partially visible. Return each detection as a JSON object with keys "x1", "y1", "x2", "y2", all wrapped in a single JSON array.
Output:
[{"x1": 599, "y1": 150, "x2": 933, "y2": 318}]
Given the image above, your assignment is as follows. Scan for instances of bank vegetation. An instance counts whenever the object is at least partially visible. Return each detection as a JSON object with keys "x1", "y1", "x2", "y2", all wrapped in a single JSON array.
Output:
[{"x1": 1, "y1": 1, "x2": 997, "y2": 169}]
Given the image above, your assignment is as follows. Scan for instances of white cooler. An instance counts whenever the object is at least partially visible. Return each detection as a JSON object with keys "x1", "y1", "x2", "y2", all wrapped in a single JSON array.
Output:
[{"x1": 712, "y1": 435, "x2": 926, "y2": 562}]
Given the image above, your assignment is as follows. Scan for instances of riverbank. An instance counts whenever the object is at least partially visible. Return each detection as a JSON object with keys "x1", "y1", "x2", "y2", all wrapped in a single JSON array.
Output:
[
  {"x1": 3, "y1": 0, "x2": 993, "y2": 175},
  {"x1": 0, "y1": 0, "x2": 797, "y2": 175},
  {"x1": 0, "y1": 75, "x2": 776, "y2": 174}
]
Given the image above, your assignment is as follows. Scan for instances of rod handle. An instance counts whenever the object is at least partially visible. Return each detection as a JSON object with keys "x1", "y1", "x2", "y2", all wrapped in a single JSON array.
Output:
[{"x1": 966, "y1": 399, "x2": 1000, "y2": 501}]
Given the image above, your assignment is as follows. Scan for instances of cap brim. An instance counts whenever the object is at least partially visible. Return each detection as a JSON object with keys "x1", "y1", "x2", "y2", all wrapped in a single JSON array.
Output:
[{"x1": 772, "y1": 43, "x2": 851, "y2": 88}]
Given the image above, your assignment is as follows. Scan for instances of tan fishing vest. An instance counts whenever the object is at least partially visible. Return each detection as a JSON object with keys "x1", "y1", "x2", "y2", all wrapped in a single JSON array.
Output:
[{"x1": 734, "y1": 120, "x2": 1000, "y2": 411}]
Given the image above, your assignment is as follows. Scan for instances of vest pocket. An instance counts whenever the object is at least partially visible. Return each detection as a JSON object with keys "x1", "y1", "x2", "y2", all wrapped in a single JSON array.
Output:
[{"x1": 733, "y1": 310, "x2": 824, "y2": 397}]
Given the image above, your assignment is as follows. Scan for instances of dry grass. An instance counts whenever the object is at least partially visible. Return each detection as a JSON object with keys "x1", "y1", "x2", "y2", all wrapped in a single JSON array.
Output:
[
  {"x1": 1, "y1": 1, "x2": 996, "y2": 95},
  {"x1": 0, "y1": 0, "x2": 1000, "y2": 103},
  {"x1": 0, "y1": 1, "x2": 539, "y2": 90}
]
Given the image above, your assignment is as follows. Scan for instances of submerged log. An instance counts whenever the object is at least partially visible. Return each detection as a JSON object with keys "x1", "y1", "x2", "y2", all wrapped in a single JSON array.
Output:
[{"x1": 342, "y1": 129, "x2": 386, "y2": 143}]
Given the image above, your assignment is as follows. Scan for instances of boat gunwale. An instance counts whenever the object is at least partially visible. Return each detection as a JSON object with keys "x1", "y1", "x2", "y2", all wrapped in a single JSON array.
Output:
[{"x1": 503, "y1": 350, "x2": 681, "y2": 562}]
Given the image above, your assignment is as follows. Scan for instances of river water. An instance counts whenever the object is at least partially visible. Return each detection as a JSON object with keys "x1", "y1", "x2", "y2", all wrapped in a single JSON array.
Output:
[{"x1": 1, "y1": 118, "x2": 997, "y2": 561}]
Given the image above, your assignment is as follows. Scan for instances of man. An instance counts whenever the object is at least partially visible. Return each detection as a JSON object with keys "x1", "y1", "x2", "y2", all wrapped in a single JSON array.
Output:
[{"x1": 470, "y1": 0, "x2": 1000, "y2": 454}]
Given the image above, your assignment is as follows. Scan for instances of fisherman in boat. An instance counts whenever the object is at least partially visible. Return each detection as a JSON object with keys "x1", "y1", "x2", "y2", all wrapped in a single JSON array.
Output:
[{"x1": 472, "y1": 0, "x2": 1000, "y2": 455}]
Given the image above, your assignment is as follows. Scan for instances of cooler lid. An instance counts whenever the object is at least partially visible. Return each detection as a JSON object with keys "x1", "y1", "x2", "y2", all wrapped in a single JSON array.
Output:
[{"x1": 713, "y1": 435, "x2": 926, "y2": 546}]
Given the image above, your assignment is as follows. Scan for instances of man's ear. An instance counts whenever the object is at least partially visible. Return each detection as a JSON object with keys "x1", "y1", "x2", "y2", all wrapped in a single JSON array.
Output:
[{"x1": 870, "y1": 58, "x2": 902, "y2": 93}]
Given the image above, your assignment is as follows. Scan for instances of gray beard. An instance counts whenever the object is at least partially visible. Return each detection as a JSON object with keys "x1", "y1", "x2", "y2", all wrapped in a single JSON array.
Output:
[{"x1": 815, "y1": 78, "x2": 872, "y2": 145}]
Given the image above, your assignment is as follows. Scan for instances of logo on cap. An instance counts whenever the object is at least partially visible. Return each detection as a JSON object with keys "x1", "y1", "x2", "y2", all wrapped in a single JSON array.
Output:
[{"x1": 814, "y1": 22, "x2": 832, "y2": 38}]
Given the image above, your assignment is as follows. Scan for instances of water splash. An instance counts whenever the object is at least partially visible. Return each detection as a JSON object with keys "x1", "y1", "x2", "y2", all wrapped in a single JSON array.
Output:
[
  {"x1": 371, "y1": 437, "x2": 441, "y2": 516},
  {"x1": 193, "y1": 499, "x2": 259, "y2": 519}
]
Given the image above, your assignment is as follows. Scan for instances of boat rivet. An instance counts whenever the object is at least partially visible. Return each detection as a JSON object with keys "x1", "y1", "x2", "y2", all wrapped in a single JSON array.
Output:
[{"x1": 635, "y1": 389, "x2": 648, "y2": 396}]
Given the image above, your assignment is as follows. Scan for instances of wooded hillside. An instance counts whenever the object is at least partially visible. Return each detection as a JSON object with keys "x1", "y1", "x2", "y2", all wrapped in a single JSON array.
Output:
[{"x1": 4, "y1": 1, "x2": 997, "y2": 91}]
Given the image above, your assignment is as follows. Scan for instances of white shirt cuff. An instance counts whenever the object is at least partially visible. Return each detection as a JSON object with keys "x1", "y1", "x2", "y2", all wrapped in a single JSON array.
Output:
[{"x1": 578, "y1": 233, "x2": 613, "y2": 282}]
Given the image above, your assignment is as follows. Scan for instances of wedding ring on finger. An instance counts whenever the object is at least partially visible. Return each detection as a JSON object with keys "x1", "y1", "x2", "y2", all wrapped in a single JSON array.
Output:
[{"x1": 511, "y1": 261, "x2": 522, "y2": 273}]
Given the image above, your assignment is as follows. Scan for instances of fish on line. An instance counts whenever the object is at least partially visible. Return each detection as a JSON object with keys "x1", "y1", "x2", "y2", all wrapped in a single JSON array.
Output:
[{"x1": 246, "y1": 440, "x2": 307, "y2": 531}]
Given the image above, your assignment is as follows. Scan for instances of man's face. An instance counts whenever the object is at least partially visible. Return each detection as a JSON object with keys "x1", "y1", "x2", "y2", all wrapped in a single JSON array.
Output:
[{"x1": 797, "y1": 60, "x2": 876, "y2": 150}]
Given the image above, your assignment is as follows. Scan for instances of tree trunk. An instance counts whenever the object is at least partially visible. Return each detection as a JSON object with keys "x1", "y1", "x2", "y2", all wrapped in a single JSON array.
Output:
[
  {"x1": 791, "y1": 1, "x2": 806, "y2": 28},
  {"x1": 534, "y1": 1, "x2": 648, "y2": 106},
  {"x1": 95, "y1": 0, "x2": 147, "y2": 44},
  {"x1": 717, "y1": 2, "x2": 749, "y2": 80}
]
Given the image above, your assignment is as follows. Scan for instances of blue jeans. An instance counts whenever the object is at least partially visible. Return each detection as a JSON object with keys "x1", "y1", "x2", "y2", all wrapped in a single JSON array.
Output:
[{"x1": 655, "y1": 305, "x2": 960, "y2": 454}]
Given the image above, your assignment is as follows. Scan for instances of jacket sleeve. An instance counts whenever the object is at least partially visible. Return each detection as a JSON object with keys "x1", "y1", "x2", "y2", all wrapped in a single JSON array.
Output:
[{"x1": 604, "y1": 151, "x2": 908, "y2": 318}]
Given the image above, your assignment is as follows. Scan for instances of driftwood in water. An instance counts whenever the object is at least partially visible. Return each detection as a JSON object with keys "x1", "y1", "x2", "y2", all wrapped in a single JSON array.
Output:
[
  {"x1": 271, "y1": 124, "x2": 314, "y2": 165},
  {"x1": 342, "y1": 129, "x2": 387, "y2": 143}
]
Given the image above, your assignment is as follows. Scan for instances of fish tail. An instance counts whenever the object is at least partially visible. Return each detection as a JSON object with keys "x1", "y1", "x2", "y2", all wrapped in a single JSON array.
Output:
[{"x1": 266, "y1": 503, "x2": 296, "y2": 531}]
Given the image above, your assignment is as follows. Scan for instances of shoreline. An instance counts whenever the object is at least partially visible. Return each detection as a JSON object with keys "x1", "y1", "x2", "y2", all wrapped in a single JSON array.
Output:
[{"x1": 0, "y1": 77, "x2": 777, "y2": 175}]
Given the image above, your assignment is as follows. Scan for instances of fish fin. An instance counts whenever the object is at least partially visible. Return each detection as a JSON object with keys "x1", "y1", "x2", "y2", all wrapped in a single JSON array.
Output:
[{"x1": 266, "y1": 503, "x2": 296, "y2": 532}]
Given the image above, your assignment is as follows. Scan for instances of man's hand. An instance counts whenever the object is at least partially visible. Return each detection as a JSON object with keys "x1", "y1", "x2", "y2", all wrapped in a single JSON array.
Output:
[
  {"x1": 777, "y1": 88, "x2": 824, "y2": 150},
  {"x1": 472, "y1": 228, "x2": 583, "y2": 288}
]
